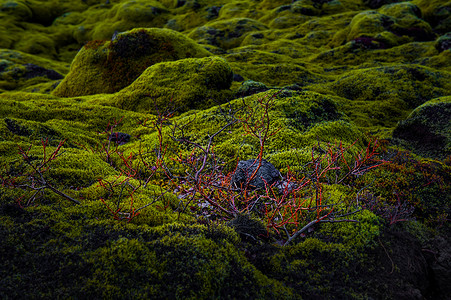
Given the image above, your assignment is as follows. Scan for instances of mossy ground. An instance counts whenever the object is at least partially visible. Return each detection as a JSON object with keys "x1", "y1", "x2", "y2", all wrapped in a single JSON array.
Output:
[{"x1": 1, "y1": 0, "x2": 450, "y2": 298}]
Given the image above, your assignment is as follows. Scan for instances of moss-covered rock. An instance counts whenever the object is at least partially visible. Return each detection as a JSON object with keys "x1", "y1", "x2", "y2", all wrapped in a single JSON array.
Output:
[
  {"x1": 53, "y1": 27, "x2": 212, "y2": 97},
  {"x1": 330, "y1": 64, "x2": 448, "y2": 106},
  {"x1": 393, "y1": 96, "x2": 451, "y2": 160},
  {"x1": 0, "y1": 211, "x2": 293, "y2": 299},
  {"x1": 0, "y1": 0, "x2": 33, "y2": 21},
  {"x1": 225, "y1": 48, "x2": 325, "y2": 87},
  {"x1": 330, "y1": 3, "x2": 435, "y2": 49},
  {"x1": 1, "y1": 0, "x2": 450, "y2": 299},
  {"x1": 111, "y1": 56, "x2": 233, "y2": 113},
  {"x1": 380, "y1": 2, "x2": 435, "y2": 41},
  {"x1": 291, "y1": 0, "x2": 347, "y2": 16},
  {"x1": 0, "y1": 49, "x2": 68, "y2": 92},
  {"x1": 188, "y1": 17, "x2": 269, "y2": 50},
  {"x1": 258, "y1": 4, "x2": 312, "y2": 29},
  {"x1": 235, "y1": 79, "x2": 268, "y2": 97},
  {"x1": 435, "y1": 32, "x2": 451, "y2": 52},
  {"x1": 66, "y1": 0, "x2": 172, "y2": 43},
  {"x1": 83, "y1": 225, "x2": 293, "y2": 299},
  {"x1": 414, "y1": 0, "x2": 451, "y2": 34},
  {"x1": 132, "y1": 89, "x2": 366, "y2": 174},
  {"x1": 256, "y1": 210, "x2": 383, "y2": 298},
  {"x1": 0, "y1": 91, "x2": 156, "y2": 148},
  {"x1": 362, "y1": 0, "x2": 401, "y2": 9}
]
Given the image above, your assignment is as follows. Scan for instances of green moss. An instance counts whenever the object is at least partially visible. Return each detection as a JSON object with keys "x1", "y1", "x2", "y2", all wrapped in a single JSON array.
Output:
[
  {"x1": 413, "y1": 0, "x2": 451, "y2": 34},
  {"x1": 91, "y1": 1, "x2": 170, "y2": 40},
  {"x1": 83, "y1": 224, "x2": 293, "y2": 299},
  {"x1": 380, "y1": 2, "x2": 435, "y2": 40},
  {"x1": 0, "y1": 92, "x2": 155, "y2": 145},
  {"x1": 53, "y1": 27, "x2": 212, "y2": 97},
  {"x1": 114, "y1": 0, "x2": 168, "y2": 23},
  {"x1": 1, "y1": 1, "x2": 450, "y2": 298},
  {"x1": 188, "y1": 17, "x2": 268, "y2": 50},
  {"x1": 355, "y1": 149, "x2": 451, "y2": 223},
  {"x1": 0, "y1": 49, "x2": 68, "y2": 91},
  {"x1": 0, "y1": 0, "x2": 33, "y2": 21},
  {"x1": 240, "y1": 38, "x2": 320, "y2": 59},
  {"x1": 256, "y1": 0, "x2": 292, "y2": 11},
  {"x1": 225, "y1": 49, "x2": 325, "y2": 86},
  {"x1": 287, "y1": 0, "x2": 348, "y2": 17},
  {"x1": 63, "y1": 0, "x2": 172, "y2": 43},
  {"x1": 393, "y1": 96, "x2": 451, "y2": 159},
  {"x1": 78, "y1": 175, "x2": 188, "y2": 226},
  {"x1": 259, "y1": 209, "x2": 382, "y2": 298},
  {"x1": 276, "y1": 90, "x2": 343, "y2": 132},
  {"x1": 330, "y1": 3, "x2": 435, "y2": 50},
  {"x1": 320, "y1": 64, "x2": 451, "y2": 129},
  {"x1": 46, "y1": 149, "x2": 116, "y2": 187},
  {"x1": 218, "y1": 1, "x2": 263, "y2": 20},
  {"x1": 1, "y1": 116, "x2": 61, "y2": 141},
  {"x1": 318, "y1": 209, "x2": 381, "y2": 250},
  {"x1": 0, "y1": 209, "x2": 292, "y2": 299},
  {"x1": 14, "y1": 31, "x2": 58, "y2": 59},
  {"x1": 111, "y1": 56, "x2": 233, "y2": 113},
  {"x1": 435, "y1": 33, "x2": 451, "y2": 53},
  {"x1": 125, "y1": 89, "x2": 367, "y2": 175},
  {"x1": 401, "y1": 220, "x2": 436, "y2": 245}
]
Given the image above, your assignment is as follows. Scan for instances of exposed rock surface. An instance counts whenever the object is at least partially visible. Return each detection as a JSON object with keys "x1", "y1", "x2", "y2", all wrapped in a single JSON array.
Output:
[{"x1": 232, "y1": 159, "x2": 281, "y2": 190}]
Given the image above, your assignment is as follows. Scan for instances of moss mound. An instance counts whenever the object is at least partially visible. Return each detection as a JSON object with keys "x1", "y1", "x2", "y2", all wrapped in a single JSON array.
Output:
[
  {"x1": 414, "y1": 0, "x2": 451, "y2": 34},
  {"x1": 1, "y1": 0, "x2": 450, "y2": 299},
  {"x1": 0, "y1": 214, "x2": 292, "y2": 299},
  {"x1": 0, "y1": 49, "x2": 68, "y2": 92},
  {"x1": 188, "y1": 17, "x2": 269, "y2": 50},
  {"x1": 112, "y1": 56, "x2": 233, "y2": 113},
  {"x1": 393, "y1": 96, "x2": 451, "y2": 160},
  {"x1": 330, "y1": 2, "x2": 435, "y2": 48},
  {"x1": 53, "y1": 27, "x2": 211, "y2": 97}
]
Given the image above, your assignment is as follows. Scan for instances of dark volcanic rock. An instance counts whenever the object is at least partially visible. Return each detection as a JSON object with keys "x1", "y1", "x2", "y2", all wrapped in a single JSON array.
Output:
[
  {"x1": 232, "y1": 159, "x2": 281, "y2": 190},
  {"x1": 23, "y1": 63, "x2": 63, "y2": 80}
]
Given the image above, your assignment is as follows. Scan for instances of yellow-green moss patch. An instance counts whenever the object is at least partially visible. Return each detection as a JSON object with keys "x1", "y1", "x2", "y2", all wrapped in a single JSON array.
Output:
[{"x1": 111, "y1": 56, "x2": 233, "y2": 113}]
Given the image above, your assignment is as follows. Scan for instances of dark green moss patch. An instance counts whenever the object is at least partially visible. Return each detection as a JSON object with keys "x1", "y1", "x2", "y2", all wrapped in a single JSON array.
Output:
[
  {"x1": 5, "y1": 118, "x2": 32, "y2": 136},
  {"x1": 393, "y1": 97, "x2": 451, "y2": 159},
  {"x1": 281, "y1": 91, "x2": 342, "y2": 132}
]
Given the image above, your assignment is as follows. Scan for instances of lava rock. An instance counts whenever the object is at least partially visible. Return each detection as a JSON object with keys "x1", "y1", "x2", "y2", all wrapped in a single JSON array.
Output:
[
  {"x1": 232, "y1": 159, "x2": 281, "y2": 190},
  {"x1": 23, "y1": 63, "x2": 63, "y2": 80}
]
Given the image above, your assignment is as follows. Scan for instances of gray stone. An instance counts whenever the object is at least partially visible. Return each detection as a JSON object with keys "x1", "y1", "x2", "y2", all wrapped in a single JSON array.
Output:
[{"x1": 232, "y1": 159, "x2": 281, "y2": 190}]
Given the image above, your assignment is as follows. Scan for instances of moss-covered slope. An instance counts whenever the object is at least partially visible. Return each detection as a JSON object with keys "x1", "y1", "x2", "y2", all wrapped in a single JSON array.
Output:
[{"x1": 1, "y1": 0, "x2": 450, "y2": 299}]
